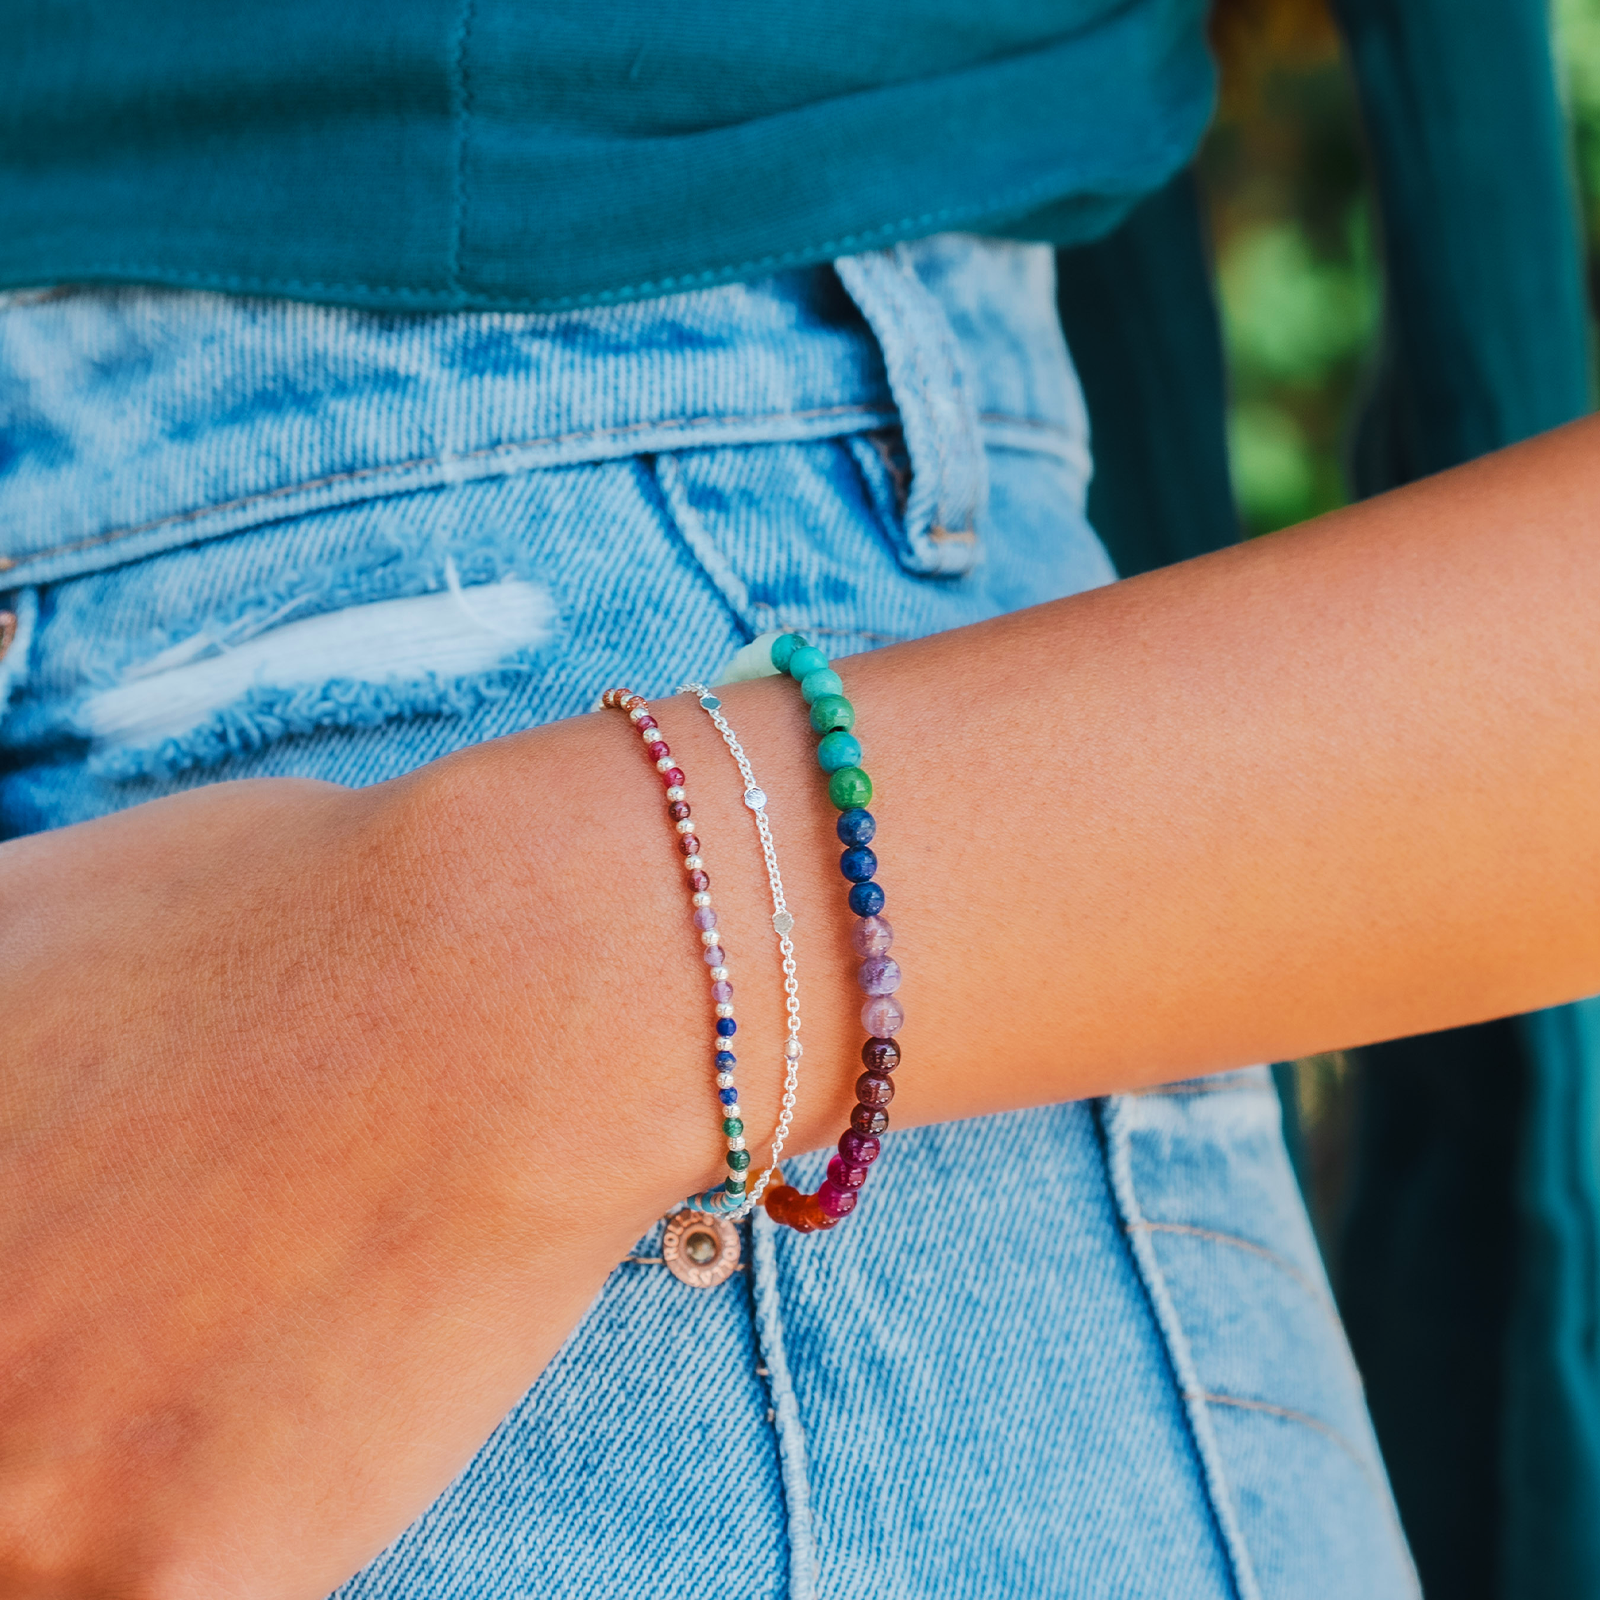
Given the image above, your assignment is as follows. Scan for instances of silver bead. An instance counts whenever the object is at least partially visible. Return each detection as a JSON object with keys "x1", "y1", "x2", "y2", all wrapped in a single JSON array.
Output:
[
  {"x1": 716, "y1": 1072, "x2": 735, "y2": 1089},
  {"x1": 655, "y1": 756, "x2": 675, "y2": 773},
  {"x1": 700, "y1": 929, "x2": 721, "y2": 946},
  {"x1": 628, "y1": 706, "x2": 648, "y2": 722},
  {"x1": 715, "y1": 1002, "x2": 734, "y2": 1018},
  {"x1": 709, "y1": 965, "x2": 728, "y2": 982},
  {"x1": 728, "y1": 1136, "x2": 747, "y2": 1153},
  {"x1": 665, "y1": 785, "x2": 685, "y2": 802},
  {"x1": 674, "y1": 817, "x2": 696, "y2": 835},
  {"x1": 692, "y1": 891, "x2": 712, "y2": 908},
  {"x1": 724, "y1": 1101, "x2": 741, "y2": 1120},
  {"x1": 683, "y1": 855, "x2": 703, "y2": 871},
  {"x1": 784, "y1": 1039, "x2": 803, "y2": 1060}
]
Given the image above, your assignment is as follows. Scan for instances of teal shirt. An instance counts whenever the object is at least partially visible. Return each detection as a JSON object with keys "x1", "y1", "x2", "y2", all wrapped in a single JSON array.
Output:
[{"x1": 0, "y1": 0, "x2": 1214, "y2": 310}]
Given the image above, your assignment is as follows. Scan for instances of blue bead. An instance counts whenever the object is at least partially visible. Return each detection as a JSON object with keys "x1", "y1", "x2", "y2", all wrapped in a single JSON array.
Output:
[
  {"x1": 715, "y1": 1050, "x2": 736, "y2": 1069},
  {"x1": 836, "y1": 807, "x2": 876, "y2": 846},
  {"x1": 840, "y1": 845, "x2": 878, "y2": 883},
  {"x1": 719, "y1": 1087, "x2": 739, "y2": 1105},
  {"x1": 770, "y1": 633, "x2": 808, "y2": 672},
  {"x1": 817, "y1": 730, "x2": 862, "y2": 772},
  {"x1": 799, "y1": 667, "x2": 843, "y2": 705},
  {"x1": 717, "y1": 1017, "x2": 737, "y2": 1037},
  {"x1": 787, "y1": 645, "x2": 830, "y2": 680},
  {"x1": 849, "y1": 881, "x2": 886, "y2": 917}
]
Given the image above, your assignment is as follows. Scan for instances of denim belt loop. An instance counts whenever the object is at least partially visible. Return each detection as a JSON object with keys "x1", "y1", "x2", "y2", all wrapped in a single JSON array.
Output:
[{"x1": 833, "y1": 245, "x2": 987, "y2": 577}]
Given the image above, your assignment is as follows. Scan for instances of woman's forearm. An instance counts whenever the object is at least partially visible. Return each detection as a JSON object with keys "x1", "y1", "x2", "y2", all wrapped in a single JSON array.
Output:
[{"x1": 437, "y1": 412, "x2": 1600, "y2": 1210}]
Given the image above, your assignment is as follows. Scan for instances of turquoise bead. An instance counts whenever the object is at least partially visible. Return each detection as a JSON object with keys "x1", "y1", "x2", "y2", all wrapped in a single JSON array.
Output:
[
  {"x1": 817, "y1": 730, "x2": 862, "y2": 772},
  {"x1": 787, "y1": 644, "x2": 829, "y2": 680},
  {"x1": 770, "y1": 632, "x2": 808, "y2": 672},
  {"x1": 799, "y1": 667, "x2": 843, "y2": 704},
  {"x1": 809, "y1": 693, "x2": 854, "y2": 734},
  {"x1": 828, "y1": 765, "x2": 873, "y2": 809}
]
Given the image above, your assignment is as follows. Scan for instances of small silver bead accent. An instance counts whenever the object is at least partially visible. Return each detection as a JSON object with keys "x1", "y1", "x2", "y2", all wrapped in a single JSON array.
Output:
[
  {"x1": 628, "y1": 706, "x2": 648, "y2": 722},
  {"x1": 716, "y1": 1072, "x2": 735, "y2": 1089},
  {"x1": 709, "y1": 965, "x2": 728, "y2": 981},
  {"x1": 724, "y1": 1101, "x2": 741, "y2": 1119},
  {"x1": 683, "y1": 855, "x2": 703, "y2": 871},
  {"x1": 700, "y1": 929, "x2": 722, "y2": 946},
  {"x1": 665, "y1": 785, "x2": 686, "y2": 802},
  {"x1": 784, "y1": 1039, "x2": 803, "y2": 1060},
  {"x1": 692, "y1": 891, "x2": 712, "y2": 908},
  {"x1": 772, "y1": 910, "x2": 794, "y2": 936},
  {"x1": 743, "y1": 786, "x2": 767, "y2": 811},
  {"x1": 715, "y1": 1002, "x2": 735, "y2": 1018},
  {"x1": 655, "y1": 756, "x2": 675, "y2": 773},
  {"x1": 728, "y1": 1136, "x2": 747, "y2": 1153},
  {"x1": 674, "y1": 817, "x2": 696, "y2": 835}
]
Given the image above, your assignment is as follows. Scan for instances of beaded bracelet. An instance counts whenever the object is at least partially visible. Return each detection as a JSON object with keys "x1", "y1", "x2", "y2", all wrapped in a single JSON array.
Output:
[
  {"x1": 599, "y1": 688, "x2": 754, "y2": 1214},
  {"x1": 759, "y1": 633, "x2": 904, "y2": 1235},
  {"x1": 679, "y1": 682, "x2": 805, "y2": 1220}
]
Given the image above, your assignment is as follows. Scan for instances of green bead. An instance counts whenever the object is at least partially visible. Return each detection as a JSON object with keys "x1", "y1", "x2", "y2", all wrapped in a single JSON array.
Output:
[
  {"x1": 799, "y1": 667, "x2": 843, "y2": 704},
  {"x1": 809, "y1": 693, "x2": 854, "y2": 734},
  {"x1": 828, "y1": 765, "x2": 873, "y2": 809},
  {"x1": 788, "y1": 644, "x2": 830, "y2": 680},
  {"x1": 817, "y1": 729, "x2": 862, "y2": 772},
  {"x1": 722, "y1": 1117, "x2": 744, "y2": 1138},
  {"x1": 723, "y1": 1177, "x2": 747, "y2": 1195},
  {"x1": 770, "y1": 632, "x2": 808, "y2": 672},
  {"x1": 727, "y1": 1148, "x2": 751, "y2": 1172}
]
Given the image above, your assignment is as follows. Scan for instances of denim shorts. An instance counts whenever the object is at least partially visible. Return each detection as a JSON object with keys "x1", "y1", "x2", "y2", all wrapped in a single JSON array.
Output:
[{"x1": 0, "y1": 238, "x2": 1418, "y2": 1599}]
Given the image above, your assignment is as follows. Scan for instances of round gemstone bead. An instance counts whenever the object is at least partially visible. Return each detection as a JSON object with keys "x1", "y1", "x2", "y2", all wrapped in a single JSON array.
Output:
[
  {"x1": 716, "y1": 1016, "x2": 737, "y2": 1036},
  {"x1": 817, "y1": 730, "x2": 863, "y2": 773},
  {"x1": 858, "y1": 955, "x2": 901, "y2": 995},
  {"x1": 663, "y1": 766, "x2": 686, "y2": 787},
  {"x1": 861, "y1": 993, "x2": 904, "y2": 1035},
  {"x1": 815, "y1": 1181, "x2": 857, "y2": 1219},
  {"x1": 839, "y1": 1131, "x2": 881, "y2": 1165},
  {"x1": 693, "y1": 908, "x2": 718, "y2": 931},
  {"x1": 770, "y1": 633, "x2": 808, "y2": 672},
  {"x1": 848, "y1": 880, "x2": 886, "y2": 917},
  {"x1": 787, "y1": 645, "x2": 830, "y2": 681},
  {"x1": 669, "y1": 801, "x2": 692, "y2": 822},
  {"x1": 862, "y1": 1037, "x2": 901, "y2": 1073},
  {"x1": 840, "y1": 845, "x2": 878, "y2": 883},
  {"x1": 836, "y1": 807, "x2": 876, "y2": 846},
  {"x1": 827, "y1": 1156, "x2": 869, "y2": 1190},
  {"x1": 851, "y1": 915, "x2": 894, "y2": 957},
  {"x1": 799, "y1": 667, "x2": 843, "y2": 704},
  {"x1": 723, "y1": 1118, "x2": 745, "y2": 1138},
  {"x1": 679, "y1": 834, "x2": 700, "y2": 855},
  {"x1": 851, "y1": 1103, "x2": 890, "y2": 1136},
  {"x1": 809, "y1": 693, "x2": 854, "y2": 734},
  {"x1": 688, "y1": 870, "x2": 710, "y2": 893},
  {"x1": 647, "y1": 742, "x2": 670, "y2": 762},
  {"x1": 711, "y1": 980, "x2": 733, "y2": 1002},
  {"x1": 727, "y1": 1149, "x2": 751, "y2": 1172},
  {"x1": 719, "y1": 1087, "x2": 739, "y2": 1105},
  {"x1": 856, "y1": 1071, "x2": 896, "y2": 1108},
  {"x1": 635, "y1": 715, "x2": 657, "y2": 733},
  {"x1": 828, "y1": 766, "x2": 872, "y2": 809},
  {"x1": 703, "y1": 945, "x2": 726, "y2": 966}
]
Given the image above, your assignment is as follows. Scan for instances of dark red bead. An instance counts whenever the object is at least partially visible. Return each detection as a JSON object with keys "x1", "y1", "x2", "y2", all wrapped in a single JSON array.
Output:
[
  {"x1": 679, "y1": 835, "x2": 700, "y2": 856},
  {"x1": 648, "y1": 741, "x2": 670, "y2": 761},
  {"x1": 827, "y1": 1155, "x2": 869, "y2": 1190},
  {"x1": 838, "y1": 1131, "x2": 880, "y2": 1166},
  {"x1": 856, "y1": 1072, "x2": 895, "y2": 1109},
  {"x1": 850, "y1": 1104, "x2": 889, "y2": 1136},
  {"x1": 688, "y1": 871, "x2": 710, "y2": 893},
  {"x1": 669, "y1": 801, "x2": 691, "y2": 822},
  {"x1": 663, "y1": 767, "x2": 685, "y2": 787},
  {"x1": 815, "y1": 1181, "x2": 857, "y2": 1219},
  {"x1": 861, "y1": 1037, "x2": 901, "y2": 1074}
]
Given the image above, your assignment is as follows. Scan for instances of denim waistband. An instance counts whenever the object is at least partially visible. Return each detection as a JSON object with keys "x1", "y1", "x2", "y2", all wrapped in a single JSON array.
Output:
[{"x1": 0, "y1": 235, "x2": 1089, "y2": 589}]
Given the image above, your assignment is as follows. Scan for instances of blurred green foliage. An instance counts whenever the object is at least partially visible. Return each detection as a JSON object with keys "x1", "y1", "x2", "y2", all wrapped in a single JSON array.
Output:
[{"x1": 1205, "y1": 3, "x2": 1598, "y2": 536}]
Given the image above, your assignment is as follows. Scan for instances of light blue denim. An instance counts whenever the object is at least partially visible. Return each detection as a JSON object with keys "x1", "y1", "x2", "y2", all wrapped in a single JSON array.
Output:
[{"x1": 0, "y1": 238, "x2": 1419, "y2": 1599}]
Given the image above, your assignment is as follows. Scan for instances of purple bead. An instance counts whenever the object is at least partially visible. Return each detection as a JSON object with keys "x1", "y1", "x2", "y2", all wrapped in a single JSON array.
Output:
[
  {"x1": 857, "y1": 956, "x2": 902, "y2": 996},
  {"x1": 703, "y1": 945, "x2": 726, "y2": 966},
  {"x1": 827, "y1": 1155, "x2": 869, "y2": 1190},
  {"x1": 861, "y1": 994, "x2": 904, "y2": 1036},
  {"x1": 839, "y1": 1131, "x2": 881, "y2": 1166},
  {"x1": 711, "y1": 980, "x2": 733, "y2": 1002},
  {"x1": 815, "y1": 1181, "x2": 858, "y2": 1219},
  {"x1": 850, "y1": 915, "x2": 894, "y2": 958},
  {"x1": 693, "y1": 908, "x2": 718, "y2": 931}
]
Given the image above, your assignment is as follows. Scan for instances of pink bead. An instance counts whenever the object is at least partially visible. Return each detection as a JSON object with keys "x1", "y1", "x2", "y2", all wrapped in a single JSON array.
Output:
[
  {"x1": 861, "y1": 994, "x2": 904, "y2": 1036},
  {"x1": 839, "y1": 1131, "x2": 881, "y2": 1166},
  {"x1": 851, "y1": 915, "x2": 894, "y2": 958},
  {"x1": 814, "y1": 1181, "x2": 857, "y2": 1219},
  {"x1": 648, "y1": 741, "x2": 670, "y2": 761},
  {"x1": 693, "y1": 908, "x2": 718, "y2": 931},
  {"x1": 636, "y1": 716, "x2": 658, "y2": 733},
  {"x1": 827, "y1": 1155, "x2": 869, "y2": 1190},
  {"x1": 711, "y1": 980, "x2": 733, "y2": 1002}
]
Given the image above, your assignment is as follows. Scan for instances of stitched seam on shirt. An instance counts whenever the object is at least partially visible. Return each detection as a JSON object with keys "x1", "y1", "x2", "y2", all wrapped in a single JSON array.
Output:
[
  {"x1": 1192, "y1": 1392, "x2": 1382, "y2": 1489},
  {"x1": 1127, "y1": 1221, "x2": 1332, "y2": 1310},
  {"x1": 449, "y1": 0, "x2": 477, "y2": 298},
  {"x1": 1, "y1": 402, "x2": 894, "y2": 569}
]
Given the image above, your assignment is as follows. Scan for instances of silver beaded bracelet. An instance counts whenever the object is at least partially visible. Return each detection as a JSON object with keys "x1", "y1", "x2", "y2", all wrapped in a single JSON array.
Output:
[{"x1": 679, "y1": 681, "x2": 804, "y2": 1218}]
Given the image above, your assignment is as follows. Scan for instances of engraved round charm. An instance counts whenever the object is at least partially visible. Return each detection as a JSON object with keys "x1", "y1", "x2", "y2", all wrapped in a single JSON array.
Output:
[
  {"x1": 662, "y1": 1210, "x2": 741, "y2": 1288},
  {"x1": 742, "y1": 786, "x2": 767, "y2": 811},
  {"x1": 772, "y1": 910, "x2": 795, "y2": 935}
]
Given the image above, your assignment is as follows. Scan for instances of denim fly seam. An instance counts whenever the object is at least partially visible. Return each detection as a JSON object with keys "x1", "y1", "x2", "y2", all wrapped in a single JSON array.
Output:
[
  {"x1": 1099, "y1": 1094, "x2": 1264, "y2": 1600},
  {"x1": 0, "y1": 586, "x2": 37, "y2": 724}
]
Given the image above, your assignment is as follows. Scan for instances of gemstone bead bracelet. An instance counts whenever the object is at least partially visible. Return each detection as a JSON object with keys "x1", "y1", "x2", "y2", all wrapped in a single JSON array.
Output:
[{"x1": 761, "y1": 632, "x2": 904, "y2": 1235}]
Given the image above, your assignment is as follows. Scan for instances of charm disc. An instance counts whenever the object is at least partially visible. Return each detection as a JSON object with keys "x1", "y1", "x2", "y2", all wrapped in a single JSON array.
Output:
[{"x1": 662, "y1": 1210, "x2": 741, "y2": 1288}]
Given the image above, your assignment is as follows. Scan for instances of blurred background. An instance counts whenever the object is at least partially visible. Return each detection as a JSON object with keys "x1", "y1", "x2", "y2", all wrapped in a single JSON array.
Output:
[{"x1": 1205, "y1": 0, "x2": 1600, "y2": 1267}]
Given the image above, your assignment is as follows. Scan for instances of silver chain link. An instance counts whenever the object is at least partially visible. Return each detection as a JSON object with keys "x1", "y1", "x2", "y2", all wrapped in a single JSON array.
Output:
[{"x1": 679, "y1": 682, "x2": 801, "y2": 1216}]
